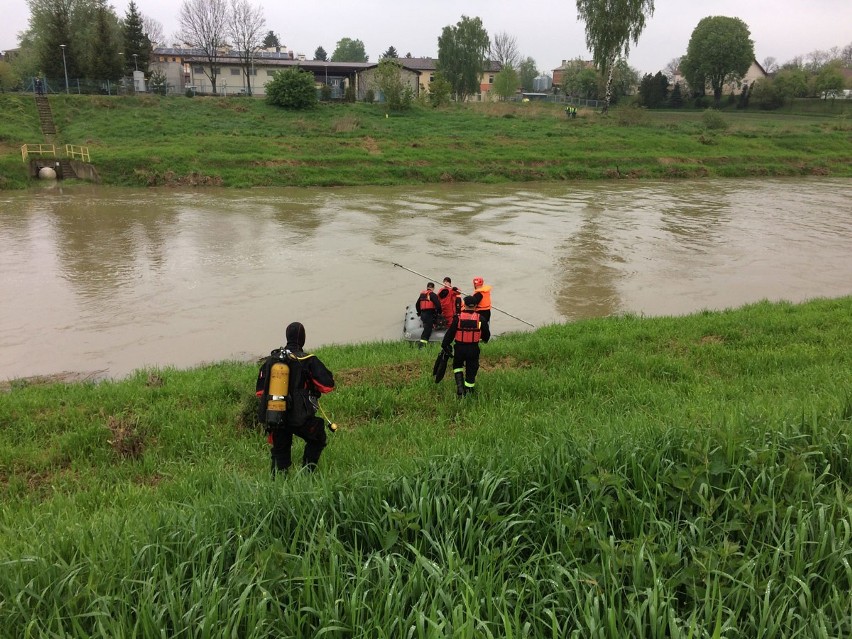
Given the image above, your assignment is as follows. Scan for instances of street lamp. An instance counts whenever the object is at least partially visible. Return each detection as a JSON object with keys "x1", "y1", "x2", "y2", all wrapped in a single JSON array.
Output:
[
  {"x1": 132, "y1": 53, "x2": 138, "y2": 71},
  {"x1": 59, "y1": 44, "x2": 69, "y2": 94}
]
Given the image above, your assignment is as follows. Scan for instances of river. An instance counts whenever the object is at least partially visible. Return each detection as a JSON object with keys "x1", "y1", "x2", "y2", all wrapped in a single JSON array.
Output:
[{"x1": 1, "y1": 178, "x2": 850, "y2": 380}]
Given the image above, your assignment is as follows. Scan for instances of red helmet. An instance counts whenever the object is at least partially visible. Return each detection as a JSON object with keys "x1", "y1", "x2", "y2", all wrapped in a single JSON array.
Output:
[{"x1": 473, "y1": 277, "x2": 484, "y2": 288}]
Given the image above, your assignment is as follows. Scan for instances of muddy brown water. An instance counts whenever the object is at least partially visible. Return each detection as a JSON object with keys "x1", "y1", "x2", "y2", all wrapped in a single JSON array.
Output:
[{"x1": 1, "y1": 178, "x2": 850, "y2": 381}]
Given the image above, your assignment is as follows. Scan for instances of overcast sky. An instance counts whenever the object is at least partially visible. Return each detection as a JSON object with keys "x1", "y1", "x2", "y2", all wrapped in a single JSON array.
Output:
[{"x1": 2, "y1": 1, "x2": 850, "y2": 75}]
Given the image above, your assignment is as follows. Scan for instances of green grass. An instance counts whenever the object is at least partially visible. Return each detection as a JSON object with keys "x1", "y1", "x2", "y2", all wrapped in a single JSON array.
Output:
[
  {"x1": 1, "y1": 94, "x2": 850, "y2": 189},
  {"x1": 1, "y1": 297, "x2": 850, "y2": 637}
]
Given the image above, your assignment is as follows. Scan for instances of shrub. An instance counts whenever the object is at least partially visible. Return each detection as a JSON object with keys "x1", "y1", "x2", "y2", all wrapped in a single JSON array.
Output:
[
  {"x1": 344, "y1": 84, "x2": 356, "y2": 103},
  {"x1": 265, "y1": 68, "x2": 318, "y2": 109},
  {"x1": 365, "y1": 89, "x2": 375, "y2": 104},
  {"x1": 320, "y1": 84, "x2": 332, "y2": 101},
  {"x1": 701, "y1": 108, "x2": 728, "y2": 131}
]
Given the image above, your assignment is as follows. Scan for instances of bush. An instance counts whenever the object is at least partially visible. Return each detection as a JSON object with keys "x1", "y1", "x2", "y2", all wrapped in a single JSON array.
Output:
[
  {"x1": 365, "y1": 89, "x2": 375, "y2": 104},
  {"x1": 701, "y1": 108, "x2": 728, "y2": 131},
  {"x1": 265, "y1": 67, "x2": 318, "y2": 109},
  {"x1": 344, "y1": 84, "x2": 356, "y2": 103},
  {"x1": 320, "y1": 84, "x2": 332, "y2": 101},
  {"x1": 185, "y1": 88, "x2": 196, "y2": 98}
]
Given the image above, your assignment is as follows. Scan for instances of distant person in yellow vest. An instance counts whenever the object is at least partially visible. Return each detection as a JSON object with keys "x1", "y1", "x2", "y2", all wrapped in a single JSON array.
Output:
[
  {"x1": 441, "y1": 296, "x2": 482, "y2": 398},
  {"x1": 471, "y1": 276, "x2": 491, "y2": 343}
]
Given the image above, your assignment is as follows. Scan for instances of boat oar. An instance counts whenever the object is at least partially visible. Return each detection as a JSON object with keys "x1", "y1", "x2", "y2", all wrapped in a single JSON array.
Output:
[{"x1": 392, "y1": 262, "x2": 536, "y2": 328}]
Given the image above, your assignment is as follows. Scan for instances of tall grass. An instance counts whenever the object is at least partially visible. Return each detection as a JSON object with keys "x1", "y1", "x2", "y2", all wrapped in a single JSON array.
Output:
[
  {"x1": 1, "y1": 94, "x2": 850, "y2": 190},
  {"x1": 1, "y1": 297, "x2": 850, "y2": 636}
]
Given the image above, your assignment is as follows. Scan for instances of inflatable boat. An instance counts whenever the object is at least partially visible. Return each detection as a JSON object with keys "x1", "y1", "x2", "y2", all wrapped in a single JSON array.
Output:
[{"x1": 403, "y1": 305, "x2": 448, "y2": 343}]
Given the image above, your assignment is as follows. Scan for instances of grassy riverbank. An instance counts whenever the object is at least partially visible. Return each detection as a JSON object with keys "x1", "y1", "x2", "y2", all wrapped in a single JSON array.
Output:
[
  {"x1": 1, "y1": 297, "x2": 850, "y2": 637},
  {"x1": 1, "y1": 93, "x2": 850, "y2": 190}
]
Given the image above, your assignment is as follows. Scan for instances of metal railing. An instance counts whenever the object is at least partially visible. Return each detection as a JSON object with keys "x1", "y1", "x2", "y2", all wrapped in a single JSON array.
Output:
[
  {"x1": 21, "y1": 144, "x2": 91, "y2": 163},
  {"x1": 21, "y1": 144, "x2": 56, "y2": 163},
  {"x1": 65, "y1": 145, "x2": 90, "y2": 162}
]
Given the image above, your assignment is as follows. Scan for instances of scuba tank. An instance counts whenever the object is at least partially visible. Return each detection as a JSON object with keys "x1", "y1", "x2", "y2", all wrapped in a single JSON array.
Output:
[{"x1": 265, "y1": 355, "x2": 291, "y2": 426}]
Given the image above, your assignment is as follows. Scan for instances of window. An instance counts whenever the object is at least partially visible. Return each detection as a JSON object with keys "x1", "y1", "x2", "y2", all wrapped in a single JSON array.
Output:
[
  {"x1": 429, "y1": 74, "x2": 434, "y2": 83},
  {"x1": 230, "y1": 68, "x2": 240, "y2": 76},
  {"x1": 488, "y1": 75, "x2": 494, "y2": 84},
  {"x1": 266, "y1": 70, "x2": 276, "y2": 76},
  {"x1": 193, "y1": 66, "x2": 204, "y2": 74}
]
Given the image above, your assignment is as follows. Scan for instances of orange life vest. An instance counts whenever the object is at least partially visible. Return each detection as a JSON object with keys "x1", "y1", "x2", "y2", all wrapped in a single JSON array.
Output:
[
  {"x1": 440, "y1": 285, "x2": 459, "y2": 319},
  {"x1": 418, "y1": 289, "x2": 437, "y2": 311},
  {"x1": 474, "y1": 285, "x2": 491, "y2": 311},
  {"x1": 456, "y1": 310, "x2": 481, "y2": 343}
]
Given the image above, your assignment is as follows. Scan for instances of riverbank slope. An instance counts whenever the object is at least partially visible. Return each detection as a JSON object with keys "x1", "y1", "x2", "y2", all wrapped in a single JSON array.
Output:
[
  {"x1": 1, "y1": 296, "x2": 850, "y2": 636},
  {"x1": 2, "y1": 93, "x2": 850, "y2": 189}
]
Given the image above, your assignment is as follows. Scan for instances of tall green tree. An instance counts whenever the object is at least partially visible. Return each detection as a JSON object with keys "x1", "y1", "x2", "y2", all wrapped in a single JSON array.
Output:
[
  {"x1": 517, "y1": 57, "x2": 538, "y2": 92},
  {"x1": 122, "y1": 1, "x2": 152, "y2": 73},
  {"x1": 436, "y1": 15, "x2": 490, "y2": 102},
  {"x1": 381, "y1": 46, "x2": 398, "y2": 59},
  {"x1": 575, "y1": 0, "x2": 654, "y2": 113},
  {"x1": 314, "y1": 46, "x2": 327, "y2": 61},
  {"x1": 88, "y1": 0, "x2": 123, "y2": 81},
  {"x1": 331, "y1": 38, "x2": 368, "y2": 62},
  {"x1": 681, "y1": 16, "x2": 754, "y2": 106}
]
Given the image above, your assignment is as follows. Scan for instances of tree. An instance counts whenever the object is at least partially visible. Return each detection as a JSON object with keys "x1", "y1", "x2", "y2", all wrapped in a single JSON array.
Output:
[
  {"x1": 178, "y1": 0, "x2": 228, "y2": 94},
  {"x1": 815, "y1": 61, "x2": 845, "y2": 98},
  {"x1": 123, "y1": 1, "x2": 152, "y2": 74},
  {"x1": 604, "y1": 58, "x2": 639, "y2": 104},
  {"x1": 637, "y1": 71, "x2": 668, "y2": 107},
  {"x1": 664, "y1": 56, "x2": 680, "y2": 80},
  {"x1": 669, "y1": 81, "x2": 683, "y2": 108},
  {"x1": 381, "y1": 46, "x2": 398, "y2": 59},
  {"x1": 428, "y1": 72, "x2": 452, "y2": 107},
  {"x1": 773, "y1": 67, "x2": 808, "y2": 105},
  {"x1": 681, "y1": 16, "x2": 754, "y2": 106},
  {"x1": 437, "y1": 15, "x2": 490, "y2": 102},
  {"x1": 762, "y1": 56, "x2": 778, "y2": 74},
  {"x1": 0, "y1": 60, "x2": 22, "y2": 91},
  {"x1": 89, "y1": 0, "x2": 123, "y2": 81},
  {"x1": 750, "y1": 78, "x2": 783, "y2": 110},
  {"x1": 331, "y1": 38, "x2": 368, "y2": 62},
  {"x1": 560, "y1": 58, "x2": 598, "y2": 99},
  {"x1": 575, "y1": 0, "x2": 655, "y2": 113},
  {"x1": 227, "y1": 0, "x2": 265, "y2": 95},
  {"x1": 372, "y1": 58, "x2": 412, "y2": 110},
  {"x1": 492, "y1": 65, "x2": 519, "y2": 100},
  {"x1": 262, "y1": 30, "x2": 279, "y2": 48},
  {"x1": 141, "y1": 15, "x2": 164, "y2": 47},
  {"x1": 314, "y1": 46, "x2": 327, "y2": 61},
  {"x1": 491, "y1": 31, "x2": 519, "y2": 70},
  {"x1": 842, "y1": 43, "x2": 852, "y2": 67},
  {"x1": 265, "y1": 67, "x2": 317, "y2": 108},
  {"x1": 518, "y1": 56, "x2": 538, "y2": 91}
]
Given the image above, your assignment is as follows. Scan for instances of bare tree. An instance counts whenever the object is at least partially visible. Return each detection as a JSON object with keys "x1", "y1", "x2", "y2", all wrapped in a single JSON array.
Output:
[
  {"x1": 664, "y1": 56, "x2": 681, "y2": 80},
  {"x1": 491, "y1": 31, "x2": 519, "y2": 69},
  {"x1": 805, "y1": 49, "x2": 830, "y2": 72},
  {"x1": 142, "y1": 14, "x2": 165, "y2": 47},
  {"x1": 178, "y1": 0, "x2": 229, "y2": 94},
  {"x1": 227, "y1": 0, "x2": 265, "y2": 95},
  {"x1": 762, "y1": 56, "x2": 778, "y2": 74}
]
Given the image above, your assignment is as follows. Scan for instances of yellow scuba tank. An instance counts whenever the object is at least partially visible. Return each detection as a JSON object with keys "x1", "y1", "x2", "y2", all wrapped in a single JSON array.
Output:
[{"x1": 265, "y1": 361, "x2": 290, "y2": 425}]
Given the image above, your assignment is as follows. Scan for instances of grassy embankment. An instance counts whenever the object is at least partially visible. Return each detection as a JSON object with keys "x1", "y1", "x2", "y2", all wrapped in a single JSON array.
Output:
[
  {"x1": 1, "y1": 93, "x2": 850, "y2": 190},
  {"x1": 1, "y1": 297, "x2": 850, "y2": 637}
]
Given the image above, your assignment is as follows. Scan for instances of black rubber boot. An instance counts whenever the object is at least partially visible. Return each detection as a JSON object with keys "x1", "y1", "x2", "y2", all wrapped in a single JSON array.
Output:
[{"x1": 454, "y1": 371, "x2": 465, "y2": 398}]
